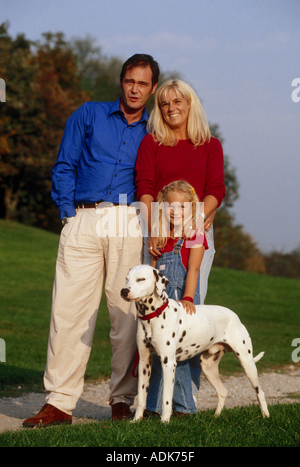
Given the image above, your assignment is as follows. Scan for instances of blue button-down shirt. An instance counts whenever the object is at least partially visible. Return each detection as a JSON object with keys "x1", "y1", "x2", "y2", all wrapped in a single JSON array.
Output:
[{"x1": 51, "y1": 99, "x2": 149, "y2": 219}]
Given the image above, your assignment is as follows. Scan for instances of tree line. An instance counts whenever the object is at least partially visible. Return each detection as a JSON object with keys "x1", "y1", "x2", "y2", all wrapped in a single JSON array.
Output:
[{"x1": 0, "y1": 22, "x2": 299, "y2": 278}]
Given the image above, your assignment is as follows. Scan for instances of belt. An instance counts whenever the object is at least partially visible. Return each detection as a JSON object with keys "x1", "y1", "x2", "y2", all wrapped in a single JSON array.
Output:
[{"x1": 76, "y1": 201, "x2": 132, "y2": 209}]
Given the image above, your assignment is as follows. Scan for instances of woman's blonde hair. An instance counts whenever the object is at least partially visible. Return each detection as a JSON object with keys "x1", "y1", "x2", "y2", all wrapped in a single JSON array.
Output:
[
  {"x1": 147, "y1": 79, "x2": 211, "y2": 147},
  {"x1": 153, "y1": 180, "x2": 200, "y2": 248}
]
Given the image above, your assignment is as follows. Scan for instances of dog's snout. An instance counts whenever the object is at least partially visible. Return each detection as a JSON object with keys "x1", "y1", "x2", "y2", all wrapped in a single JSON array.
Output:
[{"x1": 121, "y1": 287, "x2": 130, "y2": 298}]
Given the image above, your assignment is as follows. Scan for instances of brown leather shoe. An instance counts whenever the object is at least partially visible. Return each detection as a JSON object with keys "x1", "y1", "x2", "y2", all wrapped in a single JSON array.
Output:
[
  {"x1": 22, "y1": 404, "x2": 72, "y2": 428},
  {"x1": 111, "y1": 402, "x2": 133, "y2": 421}
]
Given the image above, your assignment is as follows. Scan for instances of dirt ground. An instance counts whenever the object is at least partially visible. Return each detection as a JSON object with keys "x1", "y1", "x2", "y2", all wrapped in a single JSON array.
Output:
[{"x1": 0, "y1": 365, "x2": 299, "y2": 433}]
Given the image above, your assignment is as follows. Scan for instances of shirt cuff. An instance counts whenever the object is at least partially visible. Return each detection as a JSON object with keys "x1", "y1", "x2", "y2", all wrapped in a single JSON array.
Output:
[{"x1": 59, "y1": 205, "x2": 76, "y2": 220}]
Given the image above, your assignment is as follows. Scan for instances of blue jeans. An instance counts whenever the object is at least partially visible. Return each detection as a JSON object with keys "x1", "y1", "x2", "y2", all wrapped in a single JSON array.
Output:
[{"x1": 146, "y1": 238, "x2": 201, "y2": 414}]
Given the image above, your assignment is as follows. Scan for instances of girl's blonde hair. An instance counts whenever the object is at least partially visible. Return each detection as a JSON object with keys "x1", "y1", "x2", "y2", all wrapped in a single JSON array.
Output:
[
  {"x1": 154, "y1": 180, "x2": 200, "y2": 248},
  {"x1": 147, "y1": 79, "x2": 211, "y2": 147}
]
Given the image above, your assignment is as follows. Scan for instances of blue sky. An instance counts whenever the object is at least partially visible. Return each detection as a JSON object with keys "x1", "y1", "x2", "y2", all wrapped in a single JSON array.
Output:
[{"x1": 2, "y1": 0, "x2": 300, "y2": 252}]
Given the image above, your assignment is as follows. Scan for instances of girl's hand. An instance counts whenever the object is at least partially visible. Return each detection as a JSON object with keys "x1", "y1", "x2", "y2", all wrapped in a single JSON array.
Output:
[
  {"x1": 147, "y1": 237, "x2": 162, "y2": 258},
  {"x1": 179, "y1": 300, "x2": 196, "y2": 315}
]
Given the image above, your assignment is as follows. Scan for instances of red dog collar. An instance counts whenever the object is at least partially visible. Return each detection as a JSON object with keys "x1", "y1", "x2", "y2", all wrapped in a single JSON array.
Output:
[{"x1": 138, "y1": 300, "x2": 169, "y2": 321}]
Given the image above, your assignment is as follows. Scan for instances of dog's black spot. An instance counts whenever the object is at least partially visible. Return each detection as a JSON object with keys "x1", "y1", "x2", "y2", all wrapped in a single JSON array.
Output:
[
  {"x1": 146, "y1": 386, "x2": 149, "y2": 393},
  {"x1": 182, "y1": 330, "x2": 186, "y2": 337},
  {"x1": 172, "y1": 332, "x2": 176, "y2": 338},
  {"x1": 179, "y1": 337, "x2": 183, "y2": 343},
  {"x1": 210, "y1": 337, "x2": 214, "y2": 341},
  {"x1": 149, "y1": 297, "x2": 153, "y2": 304},
  {"x1": 185, "y1": 349, "x2": 189, "y2": 354},
  {"x1": 174, "y1": 308, "x2": 178, "y2": 312},
  {"x1": 243, "y1": 340, "x2": 246, "y2": 344},
  {"x1": 161, "y1": 325, "x2": 164, "y2": 329},
  {"x1": 153, "y1": 269, "x2": 159, "y2": 282},
  {"x1": 151, "y1": 306, "x2": 155, "y2": 311},
  {"x1": 191, "y1": 343, "x2": 196, "y2": 346},
  {"x1": 147, "y1": 320, "x2": 150, "y2": 324},
  {"x1": 223, "y1": 339, "x2": 227, "y2": 342},
  {"x1": 163, "y1": 312, "x2": 166, "y2": 319},
  {"x1": 248, "y1": 349, "x2": 251, "y2": 354},
  {"x1": 146, "y1": 364, "x2": 150, "y2": 368},
  {"x1": 187, "y1": 354, "x2": 192, "y2": 359},
  {"x1": 196, "y1": 345, "x2": 201, "y2": 349},
  {"x1": 166, "y1": 401, "x2": 169, "y2": 405},
  {"x1": 179, "y1": 319, "x2": 182, "y2": 325},
  {"x1": 167, "y1": 341, "x2": 170, "y2": 346},
  {"x1": 176, "y1": 347, "x2": 183, "y2": 354},
  {"x1": 255, "y1": 387, "x2": 259, "y2": 394},
  {"x1": 236, "y1": 352, "x2": 240, "y2": 356},
  {"x1": 143, "y1": 369, "x2": 146, "y2": 375},
  {"x1": 142, "y1": 384, "x2": 145, "y2": 389},
  {"x1": 164, "y1": 356, "x2": 168, "y2": 364}
]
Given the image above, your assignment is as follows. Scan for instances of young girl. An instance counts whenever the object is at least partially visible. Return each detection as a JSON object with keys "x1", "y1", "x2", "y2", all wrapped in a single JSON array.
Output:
[{"x1": 146, "y1": 180, "x2": 208, "y2": 416}]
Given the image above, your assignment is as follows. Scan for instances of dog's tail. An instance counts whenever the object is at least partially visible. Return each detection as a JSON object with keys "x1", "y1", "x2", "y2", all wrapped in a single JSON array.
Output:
[{"x1": 253, "y1": 351, "x2": 265, "y2": 363}]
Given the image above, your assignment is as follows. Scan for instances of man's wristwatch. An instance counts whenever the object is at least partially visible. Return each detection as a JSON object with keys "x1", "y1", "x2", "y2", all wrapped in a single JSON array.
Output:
[{"x1": 62, "y1": 217, "x2": 72, "y2": 225}]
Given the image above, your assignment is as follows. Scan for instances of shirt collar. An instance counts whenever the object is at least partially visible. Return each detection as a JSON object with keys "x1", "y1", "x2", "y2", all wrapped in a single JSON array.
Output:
[{"x1": 109, "y1": 98, "x2": 149, "y2": 124}]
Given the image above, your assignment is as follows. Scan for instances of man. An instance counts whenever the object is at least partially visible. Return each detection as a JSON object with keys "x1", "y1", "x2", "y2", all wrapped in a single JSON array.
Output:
[{"x1": 23, "y1": 54, "x2": 159, "y2": 427}]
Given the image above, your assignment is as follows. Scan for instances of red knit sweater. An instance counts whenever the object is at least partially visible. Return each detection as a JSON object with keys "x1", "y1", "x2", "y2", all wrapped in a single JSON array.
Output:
[{"x1": 135, "y1": 134, "x2": 226, "y2": 205}]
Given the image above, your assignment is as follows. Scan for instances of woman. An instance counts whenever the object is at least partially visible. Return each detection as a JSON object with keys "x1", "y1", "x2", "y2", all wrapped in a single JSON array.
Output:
[{"x1": 135, "y1": 79, "x2": 226, "y2": 416}]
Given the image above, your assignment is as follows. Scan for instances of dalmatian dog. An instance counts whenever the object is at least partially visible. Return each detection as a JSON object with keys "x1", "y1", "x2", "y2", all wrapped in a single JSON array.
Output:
[{"x1": 121, "y1": 265, "x2": 270, "y2": 423}]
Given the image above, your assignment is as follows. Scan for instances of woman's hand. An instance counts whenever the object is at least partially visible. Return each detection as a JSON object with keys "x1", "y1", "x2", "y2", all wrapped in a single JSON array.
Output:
[
  {"x1": 204, "y1": 210, "x2": 216, "y2": 232},
  {"x1": 179, "y1": 300, "x2": 196, "y2": 315}
]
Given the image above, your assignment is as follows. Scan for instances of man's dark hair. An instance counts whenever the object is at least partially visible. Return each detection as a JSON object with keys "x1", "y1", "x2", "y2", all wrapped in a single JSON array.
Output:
[{"x1": 120, "y1": 54, "x2": 160, "y2": 88}]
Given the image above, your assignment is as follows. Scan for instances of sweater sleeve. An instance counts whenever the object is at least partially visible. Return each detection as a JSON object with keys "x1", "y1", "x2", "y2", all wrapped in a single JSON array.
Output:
[
  {"x1": 203, "y1": 137, "x2": 226, "y2": 207},
  {"x1": 135, "y1": 134, "x2": 157, "y2": 200}
]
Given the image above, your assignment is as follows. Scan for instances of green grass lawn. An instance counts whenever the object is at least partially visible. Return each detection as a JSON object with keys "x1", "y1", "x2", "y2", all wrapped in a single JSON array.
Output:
[
  {"x1": 0, "y1": 220, "x2": 300, "y2": 447},
  {"x1": 0, "y1": 219, "x2": 299, "y2": 397},
  {"x1": 0, "y1": 220, "x2": 112, "y2": 396},
  {"x1": 0, "y1": 404, "x2": 299, "y2": 447}
]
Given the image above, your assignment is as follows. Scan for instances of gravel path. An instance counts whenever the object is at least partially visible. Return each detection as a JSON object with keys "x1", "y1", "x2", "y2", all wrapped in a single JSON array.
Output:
[{"x1": 1, "y1": 366, "x2": 299, "y2": 433}]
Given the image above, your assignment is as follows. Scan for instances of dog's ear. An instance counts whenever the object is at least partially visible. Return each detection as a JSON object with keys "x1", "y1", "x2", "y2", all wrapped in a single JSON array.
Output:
[{"x1": 153, "y1": 269, "x2": 169, "y2": 297}]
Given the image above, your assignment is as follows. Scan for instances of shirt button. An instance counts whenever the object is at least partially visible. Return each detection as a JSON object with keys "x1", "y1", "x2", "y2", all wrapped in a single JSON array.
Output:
[{"x1": 123, "y1": 142, "x2": 126, "y2": 145}]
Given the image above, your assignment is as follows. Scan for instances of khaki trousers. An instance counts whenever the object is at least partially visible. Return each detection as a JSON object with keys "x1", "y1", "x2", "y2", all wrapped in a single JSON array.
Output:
[{"x1": 44, "y1": 205, "x2": 142, "y2": 415}]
